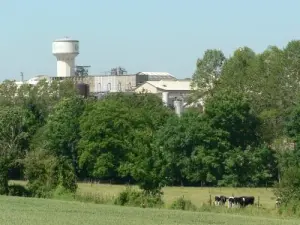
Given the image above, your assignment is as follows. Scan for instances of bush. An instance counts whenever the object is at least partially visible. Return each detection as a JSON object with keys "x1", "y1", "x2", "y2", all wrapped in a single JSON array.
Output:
[
  {"x1": 8, "y1": 184, "x2": 32, "y2": 197},
  {"x1": 75, "y1": 192, "x2": 114, "y2": 204},
  {"x1": 114, "y1": 187, "x2": 164, "y2": 208},
  {"x1": 170, "y1": 196, "x2": 197, "y2": 211},
  {"x1": 24, "y1": 149, "x2": 77, "y2": 198}
]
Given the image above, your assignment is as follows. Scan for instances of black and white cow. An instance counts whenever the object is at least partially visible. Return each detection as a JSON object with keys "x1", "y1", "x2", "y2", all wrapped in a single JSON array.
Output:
[
  {"x1": 228, "y1": 196, "x2": 255, "y2": 208},
  {"x1": 275, "y1": 197, "x2": 281, "y2": 208},
  {"x1": 214, "y1": 195, "x2": 227, "y2": 206},
  {"x1": 227, "y1": 196, "x2": 236, "y2": 208},
  {"x1": 239, "y1": 196, "x2": 255, "y2": 207}
]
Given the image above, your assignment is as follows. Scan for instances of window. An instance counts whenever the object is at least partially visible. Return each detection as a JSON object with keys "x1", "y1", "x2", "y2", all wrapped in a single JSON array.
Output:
[
  {"x1": 118, "y1": 82, "x2": 122, "y2": 91},
  {"x1": 107, "y1": 83, "x2": 111, "y2": 91}
]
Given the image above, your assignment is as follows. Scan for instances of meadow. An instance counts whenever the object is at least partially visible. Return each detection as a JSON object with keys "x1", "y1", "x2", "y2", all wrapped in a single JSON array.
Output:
[
  {"x1": 76, "y1": 182, "x2": 277, "y2": 208},
  {"x1": 11, "y1": 180, "x2": 277, "y2": 208},
  {"x1": 0, "y1": 195, "x2": 299, "y2": 225}
]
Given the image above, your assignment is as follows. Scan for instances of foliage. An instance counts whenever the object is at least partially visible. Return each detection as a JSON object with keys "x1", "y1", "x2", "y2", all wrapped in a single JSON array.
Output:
[
  {"x1": 24, "y1": 149, "x2": 77, "y2": 198},
  {"x1": 37, "y1": 96, "x2": 85, "y2": 176},
  {"x1": 8, "y1": 184, "x2": 31, "y2": 197},
  {"x1": 191, "y1": 49, "x2": 226, "y2": 101},
  {"x1": 0, "y1": 106, "x2": 33, "y2": 194},
  {"x1": 170, "y1": 196, "x2": 197, "y2": 211},
  {"x1": 114, "y1": 186, "x2": 164, "y2": 208},
  {"x1": 4, "y1": 40, "x2": 300, "y2": 209}
]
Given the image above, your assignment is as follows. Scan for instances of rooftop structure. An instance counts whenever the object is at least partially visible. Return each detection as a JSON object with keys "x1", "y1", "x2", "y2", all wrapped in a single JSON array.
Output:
[{"x1": 136, "y1": 72, "x2": 176, "y2": 81}]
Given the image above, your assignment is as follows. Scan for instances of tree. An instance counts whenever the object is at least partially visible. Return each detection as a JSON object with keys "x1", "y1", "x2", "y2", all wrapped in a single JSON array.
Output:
[
  {"x1": 24, "y1": 149, "x2": 77, "y2": 197},
  {"x1": 79, "y1": 93, "x2": 172, "y2": 192},
  {"x1": 204, "y1": 89, "x2": 261, "y2": 149},
  {"x1": 0, "y1": 106, "x2": 33, "y2": 194},
  {"x1": 216, "y1": 47, "x2": 256, "y2": 93},
  {"x1": 191, "y1": 49, "x2": 226, "y2": 102},
  {"x1": 154, "y1": 109, "x2": 228, "y2": 186},
  {"x1": 78, "y1": 97, "x2": 133, "y2": 180},
  {"x1": 40, "y1": 96, "x2": 85, "y2": 175}
]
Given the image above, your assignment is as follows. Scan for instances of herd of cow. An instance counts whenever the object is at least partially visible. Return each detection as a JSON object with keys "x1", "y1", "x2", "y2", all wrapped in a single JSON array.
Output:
[{"x1": 214, "y1": 195, "x2": 255, "y2": 208}]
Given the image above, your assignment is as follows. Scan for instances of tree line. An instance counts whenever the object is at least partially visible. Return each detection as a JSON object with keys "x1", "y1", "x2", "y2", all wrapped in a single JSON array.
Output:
[{"x1": 1, "y1": 41, "x2": 300, "y2": 203}]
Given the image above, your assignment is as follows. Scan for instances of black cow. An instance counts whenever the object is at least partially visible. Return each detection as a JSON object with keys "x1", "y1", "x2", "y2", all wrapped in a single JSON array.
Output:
[
  {"x1": 214, "y1": 195, "x2": 227, "y2": 206},
  {"x1": 240, "y1": 196, "x2": 255, "y2": 207},
  {"x1": 228, "y1": 196, "x2": 254, "y2": 208},
  {"x1": 228, "y1": 196, "x2": 237, "y2": 208}
]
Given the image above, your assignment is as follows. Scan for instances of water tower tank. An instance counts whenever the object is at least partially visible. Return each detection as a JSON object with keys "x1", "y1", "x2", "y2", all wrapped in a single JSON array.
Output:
[{"x1": 52, "y1": 37, "x2": 79, "y2": 77}]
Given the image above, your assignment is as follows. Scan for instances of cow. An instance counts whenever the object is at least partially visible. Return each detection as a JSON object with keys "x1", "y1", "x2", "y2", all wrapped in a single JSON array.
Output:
[
  {"x1": 228, "y1": 196, "x2": 254, "y2": 208},
  {"x1": 240, "y1": 196, "x2": 255, "y2": 207},
  {"x1": 214, "y1": 195, "x2": 227, "y2": 206},
  {"x1": 228, "y1": 196, "x2": 235, "y2": 208},
  {"x1": 275, "y1": 197, "x2": 281, "y2": 208}
]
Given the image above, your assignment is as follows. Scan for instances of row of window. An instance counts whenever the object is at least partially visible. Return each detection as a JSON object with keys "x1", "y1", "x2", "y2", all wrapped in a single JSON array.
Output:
[{"x1": 97, "y1": 82, "x2": 132, "y2": 91}]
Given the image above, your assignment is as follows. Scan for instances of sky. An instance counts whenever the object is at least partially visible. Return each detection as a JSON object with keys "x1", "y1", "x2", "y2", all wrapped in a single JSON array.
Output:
[{"x1": 0, "y1": 0, "x2": 300, "y2": 81}]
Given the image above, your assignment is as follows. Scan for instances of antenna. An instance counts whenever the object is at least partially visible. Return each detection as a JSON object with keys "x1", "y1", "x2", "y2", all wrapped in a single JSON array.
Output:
[
  {"x1": 75, "y1": 65, "x2": 91, "y2": 77},
  {"x1": 110, "y1": 66, "x2": 127, "y2": 75}
]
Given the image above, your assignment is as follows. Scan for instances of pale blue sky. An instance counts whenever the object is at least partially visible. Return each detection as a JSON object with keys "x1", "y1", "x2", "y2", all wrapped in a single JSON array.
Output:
[{"x1": 0, "y1": 0, "x2": 299, "y2": 81}]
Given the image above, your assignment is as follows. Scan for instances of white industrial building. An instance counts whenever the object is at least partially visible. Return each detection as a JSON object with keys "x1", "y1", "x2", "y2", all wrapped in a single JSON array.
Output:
[
  {"x1": 7, "y1": 37, "x2": 198, "y2": 115},
  {"x1": 135, "y1": 79, "x2": 192, "y2": 104}
]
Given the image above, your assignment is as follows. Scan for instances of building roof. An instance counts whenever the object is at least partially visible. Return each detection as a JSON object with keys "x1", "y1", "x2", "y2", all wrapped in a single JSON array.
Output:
[
  {"x1": 146, "y1": 80, "x2": 191, "y2": 91},
  {"x1": 136, "y1": 72, "x2": 176, "y2": 81},
  {"x1": 137, "y1": 72, "x2": 173, "y2": 77}
]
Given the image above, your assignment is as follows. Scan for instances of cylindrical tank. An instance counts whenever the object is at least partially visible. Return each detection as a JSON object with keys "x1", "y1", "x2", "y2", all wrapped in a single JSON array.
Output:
[
  {"x1": 76, "y1": 83, "x2": 89, "y2": 98},
  {"x1": 174, "y1": 99, "x2": 184, "y2": 117},
  {"x1": 52, "y1": 37, "x2": 79, "y2": 77},
  {"x1": 162, "y1": 92, "x2": 169, "y2": 106}
]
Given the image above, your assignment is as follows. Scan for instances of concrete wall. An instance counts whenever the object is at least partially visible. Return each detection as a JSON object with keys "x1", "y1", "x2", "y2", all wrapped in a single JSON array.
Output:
[{"x1": 87, "y1": 75, "x2": 137, "y2": 93}]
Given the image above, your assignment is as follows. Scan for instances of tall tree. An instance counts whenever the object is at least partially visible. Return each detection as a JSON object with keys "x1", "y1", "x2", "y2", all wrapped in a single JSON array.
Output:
[
  {"x1": 204, "y1": 89, "x2": 261, "y2": 149},
  {"x1": 37, "y1": 96, "x2": 85, "y2": 175},
  {"x1": 191, "y1": 49, "x2": 226, "y2": 102},
  {"x1": 217, "y1": 47, "x2": 256, "y2": 93},
  {"x1": 0, "y1": 106, "x2": 33, "y2": 194}
]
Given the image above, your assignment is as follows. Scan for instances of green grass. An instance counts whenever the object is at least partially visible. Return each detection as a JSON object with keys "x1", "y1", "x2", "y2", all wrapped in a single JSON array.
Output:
[
  {"x1": 11, "y1": 180, "x2": 277, "y2": 208},
  {"x1": 76, "y1": 182, "x2": 276, "y2": 208},
  {"x1": 0, "y1": 195, "x2": 299, "y2": 225}
]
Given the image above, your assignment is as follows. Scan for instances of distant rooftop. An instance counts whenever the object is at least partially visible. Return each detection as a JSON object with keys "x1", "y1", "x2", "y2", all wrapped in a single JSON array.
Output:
[
  {"x1": 146, "y1": 80, "x2": 191, "y2": 91},
  {"x1": 136, "y1": 72, "x2": 176, "y2": 81}
]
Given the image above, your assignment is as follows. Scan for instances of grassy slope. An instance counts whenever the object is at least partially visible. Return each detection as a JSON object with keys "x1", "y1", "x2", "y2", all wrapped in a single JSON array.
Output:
[{"x1": 0, "y1": 196, "x2": 298, "y2": 225}]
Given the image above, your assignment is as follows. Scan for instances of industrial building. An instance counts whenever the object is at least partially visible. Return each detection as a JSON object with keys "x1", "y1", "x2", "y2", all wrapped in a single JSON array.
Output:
[
  {"x1": 134, "y1": 79, "x2": 192, "y2": 105},
  {"x1": 8, "y1": 37, "x2": 196, "y2": 116}
]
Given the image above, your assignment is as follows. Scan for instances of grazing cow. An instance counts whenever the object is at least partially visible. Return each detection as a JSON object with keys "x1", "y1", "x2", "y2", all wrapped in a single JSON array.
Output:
[
  {"x1": 228, "y1": 196, "x2": 235, "y2": 208},
  {"x1": 240, "y1": 196, "x2": 255, "y2": 207},
  {"x1": 275, "y1": 197, "x2": 281, "y2": 208},
  {"x1": 228, "y1": 196, "x2": 254, "y2": 208},
  {"x1": 214, "y1": 195, "x2": 227, "y2": 206}
]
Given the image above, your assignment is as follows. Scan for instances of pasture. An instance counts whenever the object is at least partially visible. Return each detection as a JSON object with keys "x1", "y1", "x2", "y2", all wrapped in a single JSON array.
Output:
[
  {"x1": 0, "y1": 195, "x2": 298, "y2": 225},
  {"x1": 76, "y1": 182, "x2": 277, "y2": 208},
  {"x1": 11, "y1": 180, "x2": 277, "y2": 208}
]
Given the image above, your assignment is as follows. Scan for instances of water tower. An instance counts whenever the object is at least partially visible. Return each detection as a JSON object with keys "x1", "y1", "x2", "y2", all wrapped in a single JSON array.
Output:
[{"x1": 52, "y1": 37, "x2": 79, "y2": 77}]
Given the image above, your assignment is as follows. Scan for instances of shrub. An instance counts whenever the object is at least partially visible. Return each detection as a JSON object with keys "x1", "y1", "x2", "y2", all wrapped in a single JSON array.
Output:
[
  {"x1": 24, "y1": 149, "x2": 77, "y2": 198},
  {"x1": 75, "y1": 192, "x2": 114, "y2": 204},
  {"x1": 8, "y1": 184, "x2": 32, "y2": 197},
  {"x1": 170, "y1": 196, "x2": 197, "y2": 211},
  {"x1": 114, "y1": 187, "x2": 164, "y2": 208}
]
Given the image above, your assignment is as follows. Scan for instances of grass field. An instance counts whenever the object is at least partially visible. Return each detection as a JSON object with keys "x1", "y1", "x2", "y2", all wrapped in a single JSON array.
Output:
[
  {"x1": 76, "y1": 182, "x2": 277, "y2": 208},
  {"x1": 0, "y1": 195, "x2": 299, "y2": 225},
  {"x1": 11, "y1": 180, "x2": 277, "y2": 208}
]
